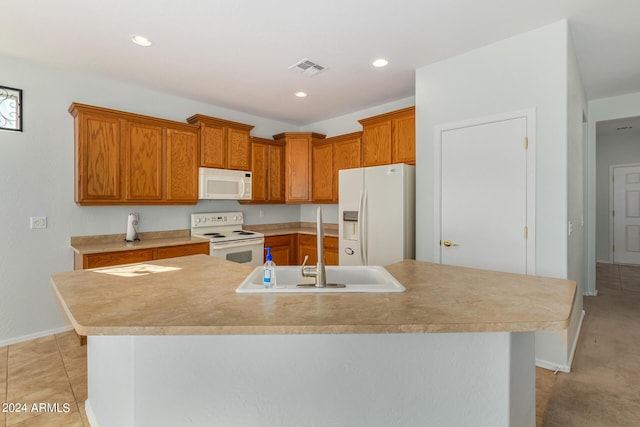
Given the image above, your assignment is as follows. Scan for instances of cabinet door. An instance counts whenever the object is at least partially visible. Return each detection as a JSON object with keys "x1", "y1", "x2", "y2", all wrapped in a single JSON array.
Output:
[
  {"x1": 264, "y1": 235, "x2": 295, "y2": 266},
  {"x1": 156, "y1": 242, "x2": 210, "y2": 259},
  {"x1": 268, "y1": 144, "x2": 285, "y2": 202},
  {"x1": 200, "y1": 123, "x2": 226, "y2": 168},
  {"x1": 77, "y1": 112, "x2": 122, "y2": 202},
  {"x1": 332, "y1": 133, "x2": 361, "y2": 203},
  {"x1": 251, "y1": 139, "x2": 269, "y2": 202},
  {"x1": 84, "y1": 249, "x2": 154, "y2": 269},
  {"x1": 324, "y1": 236, "x2": 339, "y2": 266},
  {"x1": 312, "y1": 141, "x2": 334, "y2": 203},
  {"x1": 166, "y1": 128, "x2": 199, "y2": 202},
  {"x1": 285, "y1": 136, "x2": 311, "y2": 202},
  {"x1": 392, "y1": 112, "x2": 415, "y2": 164},
  {"x1": 361, "y1": 120, "x2": 392, "y2": 167},
  {"x1": 297, "y1": 234, "x2": 318, "y2": 265},
  {"x1": 227, "y1": 128, "x2": 251, "y2": 171},
  {"x1": 124, "y1": 120, "x2": 163, "y2": 201}
]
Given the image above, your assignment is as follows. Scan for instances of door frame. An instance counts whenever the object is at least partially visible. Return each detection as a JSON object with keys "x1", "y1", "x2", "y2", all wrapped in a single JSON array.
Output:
[
  {"x1": 433, "y1": 109, "x2": 537, "y2": 274},
  {"x1": 608, "y1": 163, "x2": 640, "y2": 264}
]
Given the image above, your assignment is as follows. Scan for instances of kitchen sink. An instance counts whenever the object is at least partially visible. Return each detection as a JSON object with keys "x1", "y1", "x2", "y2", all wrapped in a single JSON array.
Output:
[{"x1": 235, "y1": 265, "x2": 406, "y2": 293}]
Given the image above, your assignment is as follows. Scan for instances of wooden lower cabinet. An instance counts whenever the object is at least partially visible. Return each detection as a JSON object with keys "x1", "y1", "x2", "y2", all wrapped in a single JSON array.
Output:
[
  {"x1": 264, "y1": 234, "x2": 297, "y2": 266},
  {"x1": 75, "y1": 242, "x2": 210, "y2": 270},
  {"x1": 264, "y1": 234, "x2": 338, "y2": 266},
  {"x1": 82, "y1": 249, "x2": 155, "y2": 269},
  {"x1": 155, "y1": 242, "x2": 210, "y2": 260},
  {"x1": 297, "y1": 234, "x2": 338, "y2": 266}
]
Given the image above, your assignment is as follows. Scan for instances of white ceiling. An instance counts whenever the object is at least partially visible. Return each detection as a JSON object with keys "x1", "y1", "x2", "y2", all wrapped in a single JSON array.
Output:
[{"x1": 2, "y1": 0, "x2": 640, "y2": 126}]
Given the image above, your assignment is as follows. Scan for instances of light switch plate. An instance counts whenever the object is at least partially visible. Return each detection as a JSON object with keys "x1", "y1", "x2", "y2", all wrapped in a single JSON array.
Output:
[{"x1": 30, "y1": 216, "x2": 47, "y2": 229}]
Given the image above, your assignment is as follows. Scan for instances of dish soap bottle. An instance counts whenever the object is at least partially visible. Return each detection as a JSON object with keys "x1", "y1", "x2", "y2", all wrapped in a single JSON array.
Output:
[{"x1": 263, "y1": 247, "x2": 276, "y2": 288}]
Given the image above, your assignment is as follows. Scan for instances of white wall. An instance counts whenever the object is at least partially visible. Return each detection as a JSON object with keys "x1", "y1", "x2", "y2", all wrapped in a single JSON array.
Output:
[
  {"x1": 415, "y1": 20, "x2": 580, "y2": 371},
  {"x1": 0, "y1": 54, "x2": 305, "y2": 345},
  {"x1": 595, "y1": 131, "x2": 640, "y2": 262},
  {"x1": 556, "y1": 31, "x2": 586, "y2": 370},
  {"x1": 587, "y1": 92, "x2": 640, "y2": 294}
]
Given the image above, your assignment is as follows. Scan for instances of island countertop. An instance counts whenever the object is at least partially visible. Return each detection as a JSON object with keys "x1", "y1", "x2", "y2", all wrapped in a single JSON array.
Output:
[{"x1": 50, "y1": 255, "x2": 575, "y2": 336}]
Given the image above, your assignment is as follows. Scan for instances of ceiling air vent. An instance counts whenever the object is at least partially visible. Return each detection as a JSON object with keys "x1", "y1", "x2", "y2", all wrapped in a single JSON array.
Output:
[{"x1": 288, "y1": 58, "x2": 327, "y2": 76}]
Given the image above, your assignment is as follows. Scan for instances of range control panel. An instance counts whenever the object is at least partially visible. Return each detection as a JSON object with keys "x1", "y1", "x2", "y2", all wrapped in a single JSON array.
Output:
[{"x1": 191, "y1": 212, "x2": 244, "y2": 228}]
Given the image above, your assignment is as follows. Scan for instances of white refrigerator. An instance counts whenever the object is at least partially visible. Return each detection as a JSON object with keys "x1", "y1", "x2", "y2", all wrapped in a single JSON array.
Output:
[{"x1": 339, "y1": 163, "x2": 415, "y2": 266}]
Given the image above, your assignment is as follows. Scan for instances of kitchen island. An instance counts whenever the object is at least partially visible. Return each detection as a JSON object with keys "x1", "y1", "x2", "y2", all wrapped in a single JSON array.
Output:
[{"x1": 51, "y1": 255, "x2": 575, "y2": 427}]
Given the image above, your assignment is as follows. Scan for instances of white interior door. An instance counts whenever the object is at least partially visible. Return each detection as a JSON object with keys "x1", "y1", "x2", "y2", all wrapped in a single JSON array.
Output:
[
  {"x1": 439, "y1": 116, "x2": 529, "y2": 274},
  {"x1": 612, "y1": 165, "x2": 640, "y2": 265}
]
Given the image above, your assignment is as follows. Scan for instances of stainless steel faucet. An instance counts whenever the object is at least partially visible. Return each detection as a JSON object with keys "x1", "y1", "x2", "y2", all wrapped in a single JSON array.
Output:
[
  {"x1": 300, "y1": 207, "x2": 327, "y2": 287},
  {"x1": 298, "y1": 207, "x2": 344, "y2": 289}
]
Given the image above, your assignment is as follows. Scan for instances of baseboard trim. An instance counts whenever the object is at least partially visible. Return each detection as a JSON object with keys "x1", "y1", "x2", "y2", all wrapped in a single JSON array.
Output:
[
  {"x1": 85, "y1": 399, "x2": 100, "y2": 427},
  {"x1": 0, "y1": 325, "x2": 73, "y2": 347},
  {"x1": 535, "y1": 309, "x2": 586, "y2": 373},
  {"x1": 535, "y1": 358, "x2": 570, "y2": 373},
  {"x1": 567, "y1": 309, "x2": 586, "y2": 371}
]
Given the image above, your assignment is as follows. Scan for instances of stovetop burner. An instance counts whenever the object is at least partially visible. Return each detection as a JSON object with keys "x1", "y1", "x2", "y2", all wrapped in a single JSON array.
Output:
[
  {"x1": 203, "y1": 232, "x2": 226, "y2": 238},
  {"x1": 233, "y1": 231, "x2": 254, "y2": 235}
]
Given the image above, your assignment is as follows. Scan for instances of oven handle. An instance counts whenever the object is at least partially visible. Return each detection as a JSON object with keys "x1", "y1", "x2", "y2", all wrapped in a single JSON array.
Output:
[{"x1": 210, "y1": 238, "x2": 264, "y2": 250}]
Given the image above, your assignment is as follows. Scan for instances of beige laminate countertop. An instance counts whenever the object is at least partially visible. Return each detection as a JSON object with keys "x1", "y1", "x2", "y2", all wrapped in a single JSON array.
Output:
[
  {"x1": 51, "y1": 255, "x2": 575, "y2": 336},
  {"x1": 245, "y1": 222, "x2": 338, "y2": 238},
  {"x1": 70, "y1": 230, "x2": 210, "y2": 255}
]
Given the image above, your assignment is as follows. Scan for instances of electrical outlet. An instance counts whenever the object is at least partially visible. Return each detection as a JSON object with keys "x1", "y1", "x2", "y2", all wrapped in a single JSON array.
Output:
[
  {"x1": 30, "y1": 216, "x2": 47, "y2": 229},
  {"x1": 259, "y1": 209, "x2": 264, "y2": 217}
]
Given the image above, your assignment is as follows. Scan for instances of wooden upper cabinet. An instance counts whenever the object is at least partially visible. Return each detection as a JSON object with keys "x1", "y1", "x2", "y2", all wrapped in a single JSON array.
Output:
[
  {"x1": 311, "y1": 139, "x2": 334, "y2": 203},
  {"x1": 329, "y1": 132, "x2": 361, "y2": 203},
  {"x1": 227, "y1": 127, "x2": 252, "y2": 170},
  {"x1": 165, "y1": 127, "x2": 199, "y2": 202},
  {"x1": 274, "y1": 132, "x2": 326, "y2": 203},
  {"x1": 199, "y1": 123, "x2": 226, "y2": 168},
  {"x1": 361, "y1": 120, "x2": 392, "y2": 166},
  {"x1": 69, "y1": 103, "x2": 199, "y2": 205},
  {"x1": 250, "y1": 138, "x2": 269, "y2": 202},
  {"x1": 249, "y1": 137, "x2": 285, "y2": 203},
  {"x1": 392, "y1": 110, "x2": 415, "y2": 164},
  {"x1": 358, "y1": 106, "x2": 415, "y2": 167},
  {"x1": 124, "y1": 119, "x2": 164, "y2": 201},
  {"x1": 186, "y1": 114, "x2": 254, "y2": 171},
  {"x1": 71, "y1": 107, "x2": 122, "y2": 202},
  {"x1": 268, "y1": 143, "x2": 285, "y2": 202}
]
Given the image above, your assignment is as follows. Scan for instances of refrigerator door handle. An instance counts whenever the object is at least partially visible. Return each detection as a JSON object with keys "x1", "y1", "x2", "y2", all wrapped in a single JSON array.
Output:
[
  {"x1": 362, "y1": 190, "x2": 368, "y2": 265},
  {"x1": 358, "y1": 190, "x2": 366, "y2": 265}
]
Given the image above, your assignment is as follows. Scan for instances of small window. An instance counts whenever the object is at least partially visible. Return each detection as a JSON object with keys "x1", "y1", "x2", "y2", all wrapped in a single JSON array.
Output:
[{"x1": 0, "y1": 86, "x2": 22, "y2": 132}]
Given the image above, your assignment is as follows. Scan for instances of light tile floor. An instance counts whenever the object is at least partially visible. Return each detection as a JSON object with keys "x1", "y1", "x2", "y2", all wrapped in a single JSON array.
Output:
[{"x1": 1, "y1": 332, "x2": 87, "y2": 427}]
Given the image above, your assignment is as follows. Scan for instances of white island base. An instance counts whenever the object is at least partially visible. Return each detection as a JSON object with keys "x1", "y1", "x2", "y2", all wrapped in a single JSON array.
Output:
[{"x1": 86, "y1": 332, "x2": 535, "y2": 427}]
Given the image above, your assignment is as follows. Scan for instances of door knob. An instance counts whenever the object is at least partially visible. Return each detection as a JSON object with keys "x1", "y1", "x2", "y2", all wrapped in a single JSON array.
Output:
[{"x1": 443, "y1": 240, "x2": 458, "y2": 247}]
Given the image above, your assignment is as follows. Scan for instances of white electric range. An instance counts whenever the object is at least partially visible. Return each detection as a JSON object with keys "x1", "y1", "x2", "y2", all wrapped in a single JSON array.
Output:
[{"x1": 190, "y1": 212, "x2": 264, "y2": 267}]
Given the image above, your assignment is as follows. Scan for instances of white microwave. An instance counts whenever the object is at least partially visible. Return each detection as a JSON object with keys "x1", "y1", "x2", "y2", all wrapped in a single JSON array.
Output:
[{"x1": 199, "y1": 167, "x2": 252, "y2": 200}]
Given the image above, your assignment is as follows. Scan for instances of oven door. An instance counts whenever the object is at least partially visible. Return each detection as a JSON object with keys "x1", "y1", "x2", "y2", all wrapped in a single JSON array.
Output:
[{"x1": 210, "y1": 238, "x2": 264, "y2": 267}]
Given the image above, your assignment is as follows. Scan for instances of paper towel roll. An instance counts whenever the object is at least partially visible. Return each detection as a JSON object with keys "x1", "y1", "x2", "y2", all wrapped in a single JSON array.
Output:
[{"x1": 125, "y1": 213, "x2": 139, "y2": 242}]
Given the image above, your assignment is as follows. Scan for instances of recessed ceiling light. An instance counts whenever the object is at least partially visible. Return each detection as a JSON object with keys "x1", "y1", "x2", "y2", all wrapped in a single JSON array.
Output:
[
  {"x1": 372, "y1": 58, "x2": 389, "y2": 67},
  {"x1": 294, "y1": 91, "x2": 308, "y2": 98},
  {"x1": 130, "y1": 34, "x2": 153, "y2": 47}
]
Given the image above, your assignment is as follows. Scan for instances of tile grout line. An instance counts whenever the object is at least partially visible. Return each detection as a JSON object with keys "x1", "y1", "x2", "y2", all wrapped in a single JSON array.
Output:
[{"x1": 53, "y1": 334, "x2": 86, "y2": 427}]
